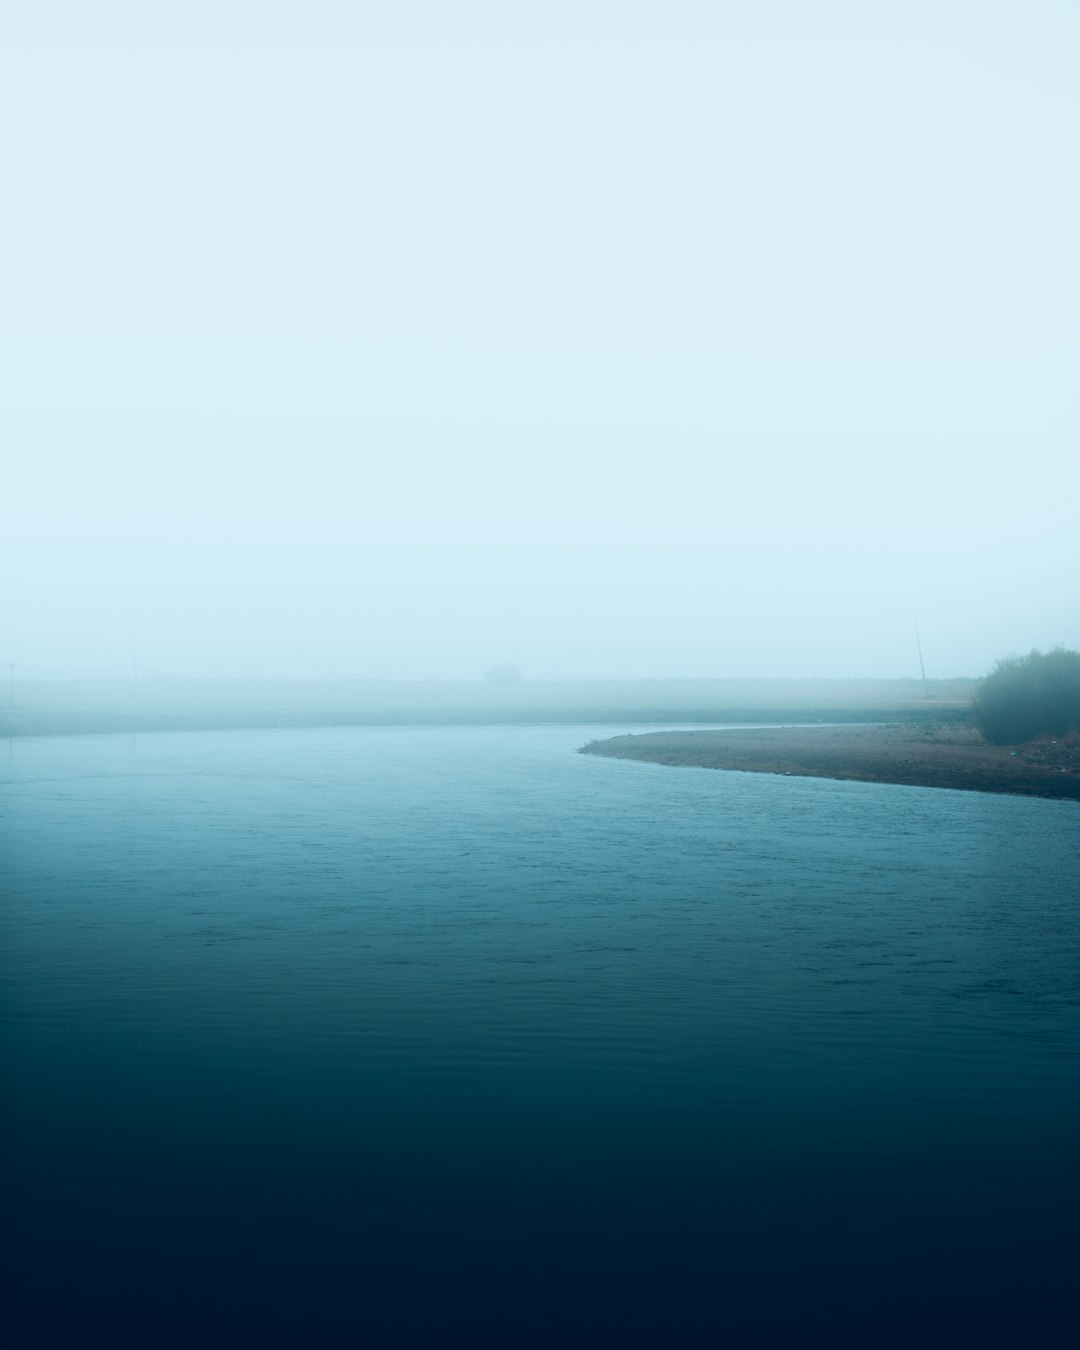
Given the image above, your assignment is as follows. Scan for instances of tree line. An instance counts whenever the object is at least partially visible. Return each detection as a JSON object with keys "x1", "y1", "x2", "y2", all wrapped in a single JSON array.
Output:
[{"x1": 973, "y1": 647, "x2": 1080, "y2": 744}]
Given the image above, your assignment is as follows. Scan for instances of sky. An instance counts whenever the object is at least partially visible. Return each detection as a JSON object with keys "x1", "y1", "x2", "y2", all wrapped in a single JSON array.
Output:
[{"x1": 2, "y1": 0, "x2": 1077, "y2": 681}]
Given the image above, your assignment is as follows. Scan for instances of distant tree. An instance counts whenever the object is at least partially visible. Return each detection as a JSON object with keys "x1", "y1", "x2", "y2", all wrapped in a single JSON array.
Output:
[
  {"x1": 485, "y1": 663, "x2": 524, "y2": 685},
  {"x1": 972, "y1": 647, "x2": 1080, "y2": 744}
]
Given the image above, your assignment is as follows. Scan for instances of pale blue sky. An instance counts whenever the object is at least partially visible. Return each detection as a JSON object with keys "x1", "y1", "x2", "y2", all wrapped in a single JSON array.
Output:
[{"x1": 2, "y1": 2, "x2": 1077, "y2": 678}]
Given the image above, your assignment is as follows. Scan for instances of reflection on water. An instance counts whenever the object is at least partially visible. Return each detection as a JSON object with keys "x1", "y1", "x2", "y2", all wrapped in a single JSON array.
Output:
[{"x1": 2, "y1": 726, "x2": 1077, "y2": 1345}]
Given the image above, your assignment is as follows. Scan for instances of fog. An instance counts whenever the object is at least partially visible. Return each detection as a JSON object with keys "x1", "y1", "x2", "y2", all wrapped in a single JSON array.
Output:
[{"x1": 3, "y1": 1, "x2": 1077, "y2": 681}]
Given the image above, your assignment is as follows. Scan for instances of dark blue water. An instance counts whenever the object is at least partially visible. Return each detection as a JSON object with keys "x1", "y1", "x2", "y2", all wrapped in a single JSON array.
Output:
[{"x1": 3, "y1": 726, "x2": 1078, "y2": 1346}]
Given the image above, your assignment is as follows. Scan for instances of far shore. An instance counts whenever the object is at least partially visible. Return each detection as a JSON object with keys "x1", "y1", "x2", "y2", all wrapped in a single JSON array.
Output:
[
  {"x1": 0, "y1": 677, "x2": 975, "y2": 739},
  {"x1": 579, "y1": 724, "x2": 1080, "y2": 801}
]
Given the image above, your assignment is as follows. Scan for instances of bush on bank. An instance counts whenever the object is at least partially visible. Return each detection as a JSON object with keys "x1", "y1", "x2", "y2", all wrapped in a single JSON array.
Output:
[{"x1": 973, "y1": 647, "x2": 1080, "y2": 745}]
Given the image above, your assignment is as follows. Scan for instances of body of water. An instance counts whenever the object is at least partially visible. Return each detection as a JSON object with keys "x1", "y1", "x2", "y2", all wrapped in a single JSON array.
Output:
[{"x1": 3, "y1": 725, "x2": 1077, "y2": 1345}]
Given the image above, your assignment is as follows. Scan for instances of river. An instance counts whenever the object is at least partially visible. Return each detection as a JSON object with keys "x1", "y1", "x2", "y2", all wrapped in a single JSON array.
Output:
[{"x1": 2, "y1": 725, "x2": 1077, "y2": 1345}]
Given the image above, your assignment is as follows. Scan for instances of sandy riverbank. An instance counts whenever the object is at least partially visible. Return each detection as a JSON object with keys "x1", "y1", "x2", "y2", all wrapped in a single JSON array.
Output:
[{"x1": 580, "y1": 724, "x2": 1080, "y2": 801}]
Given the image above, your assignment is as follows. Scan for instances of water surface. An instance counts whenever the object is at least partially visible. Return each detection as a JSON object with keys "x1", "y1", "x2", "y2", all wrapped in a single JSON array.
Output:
[{"x1": 3, "y1": 726, "x2": 1077, "y2": 1344}]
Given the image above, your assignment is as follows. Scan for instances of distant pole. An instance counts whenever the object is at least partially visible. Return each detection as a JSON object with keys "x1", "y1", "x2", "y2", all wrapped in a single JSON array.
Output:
[
  {"x1": 913, "y1": 619, "x2": 928, "y2": 699},
  {"x1": 7, "y1": 663, "x2": 15, "y2": 707}
]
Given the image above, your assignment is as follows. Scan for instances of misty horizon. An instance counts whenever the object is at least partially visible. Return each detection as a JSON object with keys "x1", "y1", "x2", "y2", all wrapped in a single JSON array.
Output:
[{"x1": 3, "y1": 2, "x2": 1077, "y2": 684}]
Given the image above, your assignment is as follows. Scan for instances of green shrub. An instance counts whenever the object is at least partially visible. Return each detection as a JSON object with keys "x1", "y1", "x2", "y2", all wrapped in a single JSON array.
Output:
[{"x1": 973, "y1": 647, "x2": 1080, "y2": 744}]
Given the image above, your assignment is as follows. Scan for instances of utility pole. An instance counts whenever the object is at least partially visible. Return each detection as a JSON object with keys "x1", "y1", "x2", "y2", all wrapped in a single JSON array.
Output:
[{"x1": 913, "y1": 619, "x2": 929, "y2": 700}]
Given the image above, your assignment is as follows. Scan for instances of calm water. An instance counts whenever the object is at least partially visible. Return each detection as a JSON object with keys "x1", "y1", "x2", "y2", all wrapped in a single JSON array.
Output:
[{"x1": 3, "y1": 725, "x2": 1078, "y2": 1346}]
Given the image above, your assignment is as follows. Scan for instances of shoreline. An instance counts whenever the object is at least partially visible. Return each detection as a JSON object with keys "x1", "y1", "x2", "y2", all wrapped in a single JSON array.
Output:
[
  {"x1": 0, "y1": 677, "x2": 974, "y2": 740},
  {"x1": 579, "y1": 724, "x2": 1080, "y2": 802},
  {"x1": 0, "y1": 707, "x2": 969, "y2": 739}
]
